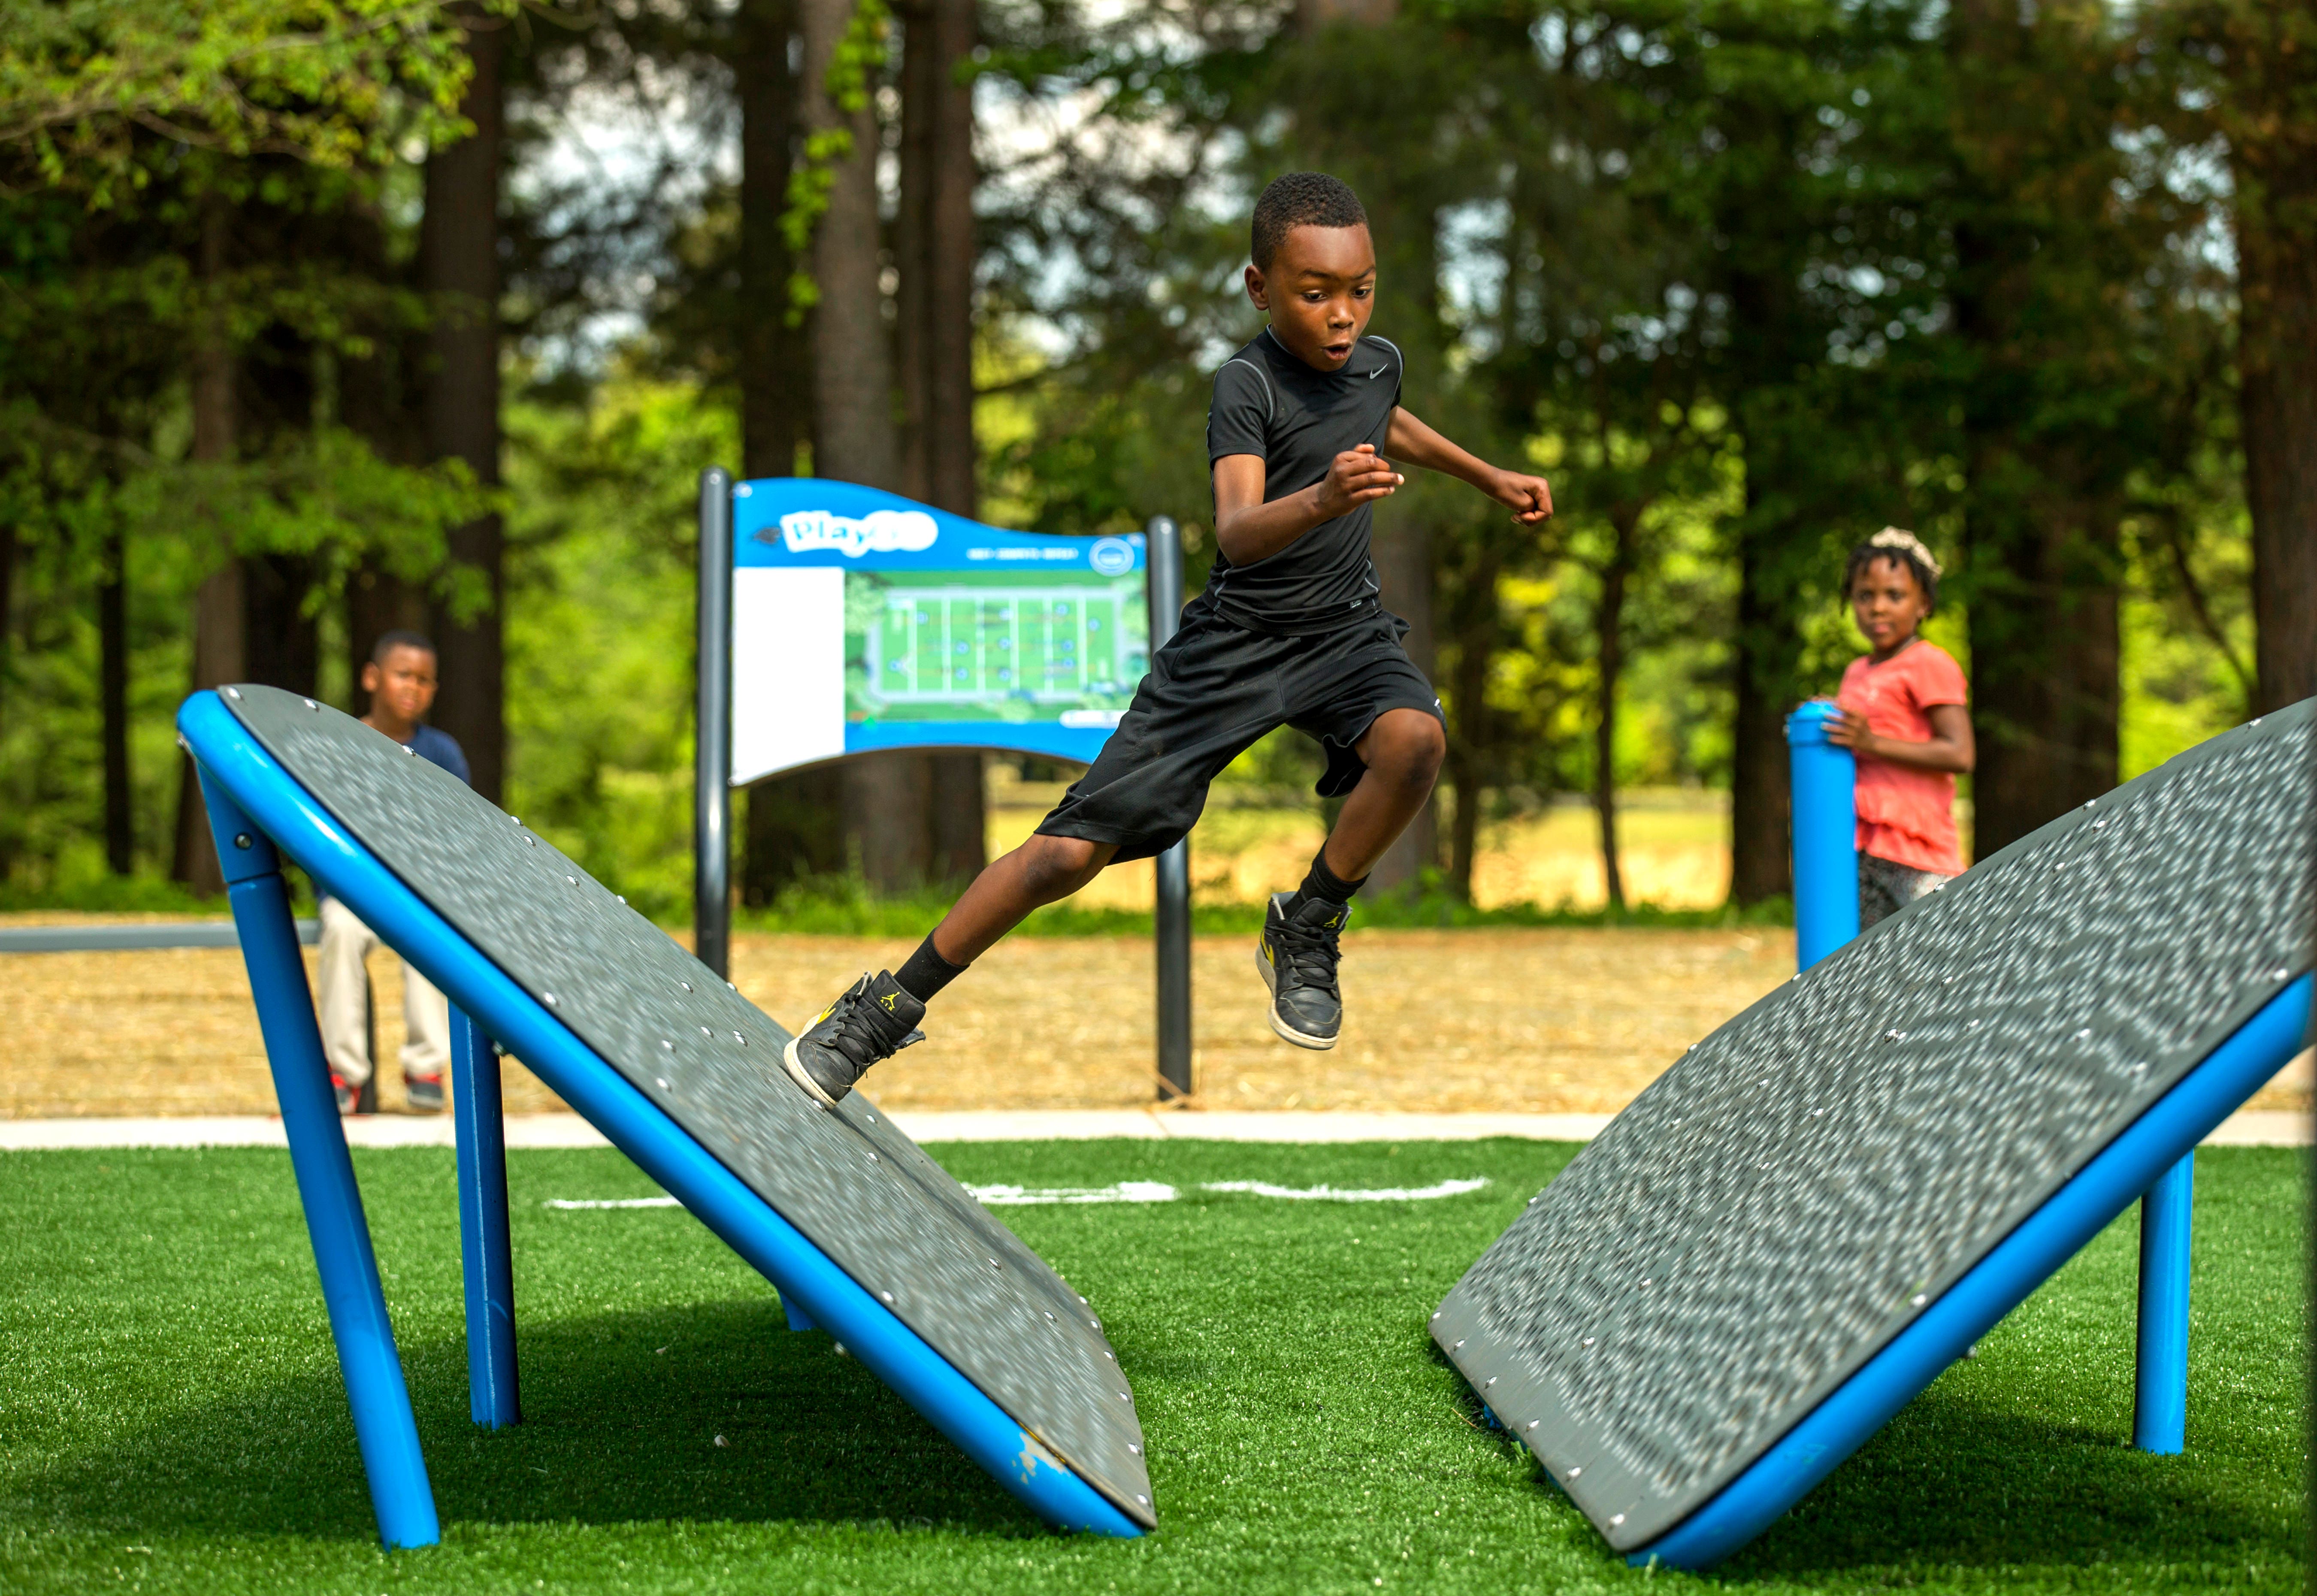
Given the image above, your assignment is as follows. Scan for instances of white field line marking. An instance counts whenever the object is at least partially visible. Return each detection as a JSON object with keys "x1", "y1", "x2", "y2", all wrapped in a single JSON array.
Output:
[
  {"x1": 1201, "y1": 1178, "x2": 1492, "y2": 1202},
  {"x1": 544, "y1": 1177, "x2": 1490, "y2": 1210},
  {"x1": 971, "y1": 1181, "x2": 1181, "y2": 1206}
]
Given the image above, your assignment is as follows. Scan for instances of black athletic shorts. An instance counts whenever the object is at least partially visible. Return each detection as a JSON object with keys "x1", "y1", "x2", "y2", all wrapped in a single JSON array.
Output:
[{"x1": 1034, "y1": 596, "x2": 1443, "y2": 864}]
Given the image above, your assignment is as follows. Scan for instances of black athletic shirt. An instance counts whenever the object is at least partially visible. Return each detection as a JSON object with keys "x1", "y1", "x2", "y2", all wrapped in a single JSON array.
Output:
[{"x1": 1204, "y1": 327, "x2": 1404, "y2": 635}]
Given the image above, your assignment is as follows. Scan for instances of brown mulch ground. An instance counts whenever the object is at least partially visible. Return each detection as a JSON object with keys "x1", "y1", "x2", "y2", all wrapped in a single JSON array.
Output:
[{"x1": 4, "y1": 925, "x2": 2303, "y2": 1119}]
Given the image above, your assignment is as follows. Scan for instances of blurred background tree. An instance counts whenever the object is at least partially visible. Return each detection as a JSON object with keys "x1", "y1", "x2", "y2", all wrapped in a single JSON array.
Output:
[{"x1": 0, "y1": 0, "x2": 2301, "y2": 918}]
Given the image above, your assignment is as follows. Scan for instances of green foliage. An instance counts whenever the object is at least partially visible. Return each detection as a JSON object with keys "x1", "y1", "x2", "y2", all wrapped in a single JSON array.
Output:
[
  {"x1": 780, "y1": 0, "x2": 896, "y2": 318},
  {"x1": 0, "y1": 0, "x2": 498, "y2": 203}
]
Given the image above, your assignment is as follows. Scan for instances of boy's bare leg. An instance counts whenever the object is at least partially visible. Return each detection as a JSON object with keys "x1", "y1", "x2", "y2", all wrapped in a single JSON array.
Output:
[
  {"x1": 928, "y1": 834, "x2": 1119, "y2": 964},
  {"x1": 784, "y1": 832, "x2": 1118, "y2": 1104},
  {"x1": 1258, "y1": 708, "x2": 1446, "y2": 1052},
  {"x1": 1320, "y1": 708, "x2": 1447, "y2": 879}
]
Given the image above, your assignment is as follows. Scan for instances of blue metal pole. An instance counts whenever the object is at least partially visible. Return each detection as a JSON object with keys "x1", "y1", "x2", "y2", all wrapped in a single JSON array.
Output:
[
  {"x1": 1785, "y1": 701, "x2": 1860, "y2": 971},
  {"x1": 194, "y1": 759, "x2": 439, "y2": 1550},
  {"x1": 2134, "y1": 1150, "x2": 2195, "y2": 1454},
  {"x1": 451, "y1": 1006, "x2": 520, "y2": 1428}
]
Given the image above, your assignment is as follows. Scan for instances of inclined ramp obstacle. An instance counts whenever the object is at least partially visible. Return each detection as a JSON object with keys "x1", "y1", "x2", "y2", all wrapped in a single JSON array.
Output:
[
  {"x1": 179, "y1": 685, "x2": 1154, "y2": 1547},
  {"x1": 1436, "y1": 702, "x2": 2314, "y2": 1568}
]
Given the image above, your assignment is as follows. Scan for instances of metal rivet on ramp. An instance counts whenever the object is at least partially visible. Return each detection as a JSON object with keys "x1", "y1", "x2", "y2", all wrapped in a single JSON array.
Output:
[
  {"x1": 617, "y1": 895, "x2": 626, "y2": 905},
  {"x1": 1105, "y1": 1351, "x2": 1114, "y2": 1360},
  {"x1": 1129, "y1": 1444, "x2": 1142, "y2": 1454},
  {"x1": 701, "y1": 1026, "x2": 712, "y2": 1037},
  {"x1": 1454, "y1": 1339, "x2": 1464, "y2": 1349},
  {"x1": 1582, "y1": 1337, "x2": 1594, "y2": 1347},
  {"x1": 509, "y1": 815, "x2": 520, "y2": 825},
  {"x1": 868, "y1": 1151, "x2": 879, "y2": 1163},
  {"x1": 1569, "y1": 1466, "x2": 1580, "y2": 1476},
  {"x1": 661, "y1": 1040, "x2": 673, "y2": 1050},
  {"x1": 566, "y1": 876, "x2": 578, "y2": 886},
  {"x1": 525, "y1": 834, "x2": 535, "y2": 844},
  {"x1": 880, "y1": 1291, "x2": 894, "y2": 1304},
  {"x1": 224, "y1": 687, "x2": 241, "y2": 700},
  {"x1": 1912, "y1": 1294, "x2": 1927, "y2": 1306},
  {"x1": 303, "y1": 698, "x2": 318, "y2": 710},
  {"x1": 2275, "y1": 968, "x2": 2291, "y2": 981},
  {"x1": 543, "y1": 994, "x2": 559, "y2": 1007},
  {"x1": 405, "y1": 745, "x2": 416, "y2": 755},
  {"x1": 734, "y1": 1032, "x2": 746, "y2": 1046},
  {"x1": 1526, "y1": 1421, "x2": 1537, "y2": 1430},
  {"x1": 656, "y1": 1078, "x2": 670, "y2": 1091},
  {"x1": 681, "y1": 981, "x2": 693, "y2": 992},
  {"x1": 1117, "y1": 1392, "x2": 1128, "y2": 1400},
  {"x1": 233, "y1": 834, "x2": 252, "y2": 850},
  {"x1": 1137, "y1": 1494, "x2": 1149, "y2": 1505}
]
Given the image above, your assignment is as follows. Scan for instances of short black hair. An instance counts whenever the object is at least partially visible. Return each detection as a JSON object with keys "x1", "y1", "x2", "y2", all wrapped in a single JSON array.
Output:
[
  {"x1": 372, "y1": 629, "x2": 438, "y2": 665},
  {"x1": 1251, "y1": 172, "x2": 1369, "y2": 271},
  {"x1": 1843, "y1": 528, "x2": 1942, "y2": 615}
]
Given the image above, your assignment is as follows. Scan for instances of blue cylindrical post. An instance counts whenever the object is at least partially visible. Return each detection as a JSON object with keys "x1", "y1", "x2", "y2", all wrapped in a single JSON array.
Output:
[
  {"x1": 1148, "y1": 517, "x2": 1193, "y2": 1102},
  {"x1": 1785, "y1": 701, "x2": 1860, "y2": 971},
  {"x1": 194, "y1": 756, "x2": 439, "y2": 1550},
  {"x1": 452, "y1": 1006, "x2": 520, "y2": 1428},
  {"x1": 2133, "y1": 1151, "x2": 2194, "y2": 1454}
]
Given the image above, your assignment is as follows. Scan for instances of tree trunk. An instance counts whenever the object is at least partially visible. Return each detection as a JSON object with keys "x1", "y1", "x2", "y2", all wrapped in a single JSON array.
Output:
[
  {"x1": 422, "y1": 6, "x2": 507, "y2": 801},
  {"x1": 1366, "y1": 519, "x2": 1436, "y2": 895},
  {"x1": 1592, "y1": 512, "x2": 1637, "y2": 912},
  {"x1": 2231, "y1": 44, "x2": 2317, "y2": 712},
  {"x1": 1440, "y1": 543, "x2": 1503, "y2": 902},
  {"x1": 1947, "y1": 0, "x2": 2128, "y2": 855},
  {"x1": 241, "y1": 553, "x2": 320, "y2": 694},
  {"x1": 173, "y1": 197, "x2": 241, "y2": 894},
  {"x1": 1727, "y1": 487, "x2": 1802, "y2": 907},
  {"x1": 801, "y1": 0, "x2": 900, "y2": 493},
  {"x1": 803, "y1": 0, "x2": 933, "y2": 892},
  {"x1": 893, "y1": 0, "x2": 987, "y2": 881},
  {"x1": 99, "y1": 527, "x2": 131, "y2": 875},
  {"x1": 736, "y1": 0, "x2": 850, "y2": 901}
]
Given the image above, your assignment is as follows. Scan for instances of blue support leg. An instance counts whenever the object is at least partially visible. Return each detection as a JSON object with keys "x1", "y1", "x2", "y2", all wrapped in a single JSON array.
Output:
[
  {"x1": 451, "y1": 1006, "x2": 520, "y2": 1428},
  {"x1": 196, "y1": 765, "x2": 439, "y2": 1549},
  {"x1": 2133, "y1": 1150, "x2": 2194, "y2": 1454},
  {"x1": 780, "y1": 1288, "x2": 817, "y2": 1331}
]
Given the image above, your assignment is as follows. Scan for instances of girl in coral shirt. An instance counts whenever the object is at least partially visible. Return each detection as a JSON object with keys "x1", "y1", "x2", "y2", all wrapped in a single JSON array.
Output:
[{"x1": 1826, "y1": 528, "x2": 1976, "y2": 927}]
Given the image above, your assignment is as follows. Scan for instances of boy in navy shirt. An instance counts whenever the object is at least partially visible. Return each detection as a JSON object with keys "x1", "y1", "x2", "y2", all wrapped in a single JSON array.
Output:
[
  {"x1": 783, "y1": 172, "x2": 1552, "y2": 1104},
  {"x1": 316, "y1": 631, "x2": 470, "y2": 1113}
]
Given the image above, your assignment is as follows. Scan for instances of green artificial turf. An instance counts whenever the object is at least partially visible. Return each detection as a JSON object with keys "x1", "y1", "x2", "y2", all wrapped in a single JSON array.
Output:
[{"x1": 0, "y1": 1140, "x2": 2303, "y2": 1593}]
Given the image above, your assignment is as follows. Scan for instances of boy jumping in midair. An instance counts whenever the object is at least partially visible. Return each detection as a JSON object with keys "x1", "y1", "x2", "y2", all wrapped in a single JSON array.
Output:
[{"x1": 782, "y1": 171, "x2": 1553, "y2": 1105}]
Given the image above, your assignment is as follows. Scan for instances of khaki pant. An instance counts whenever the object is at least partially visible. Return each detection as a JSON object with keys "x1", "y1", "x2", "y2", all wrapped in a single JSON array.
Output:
[{"x1": 315, "y1": 897, "x2": 451, "y2": 1087}]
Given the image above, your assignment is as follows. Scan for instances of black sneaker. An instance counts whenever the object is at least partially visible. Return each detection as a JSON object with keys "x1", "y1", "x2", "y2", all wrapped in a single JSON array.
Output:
[
  {"x1": 405, "y1": 1075, "x2": 445, "y2": 1114},
  {"x1": 782, "y1": 972, "x2": 926, "y2": 1106},
  {"x1": 1257, "y1": 892, "x2": 1349, "y2": 1050}
]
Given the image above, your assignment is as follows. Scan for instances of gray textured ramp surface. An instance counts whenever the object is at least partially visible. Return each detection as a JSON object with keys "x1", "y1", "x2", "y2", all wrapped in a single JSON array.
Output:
[
  {"x1": 1434, "y1": 704, "x2": 2314, "y2": 1551},
  {"x1": 222, "y1": 686, "x2": 1154, "y2": 1527}
]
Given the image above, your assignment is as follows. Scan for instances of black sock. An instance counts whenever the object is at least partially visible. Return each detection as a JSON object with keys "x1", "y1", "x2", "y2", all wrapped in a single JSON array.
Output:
[
  {"x1": 895, "y1": 934, "x2": 969, "y2": 1004},
  {"x1": 1290, "y1": 848, "x2": 1366, "y2": 912}
]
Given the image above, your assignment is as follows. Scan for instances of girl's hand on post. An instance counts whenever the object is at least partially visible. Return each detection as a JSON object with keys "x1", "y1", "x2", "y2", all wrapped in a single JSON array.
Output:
[{"x1": 1823, "y1": 707, "x2": 1872, "y2": 756}]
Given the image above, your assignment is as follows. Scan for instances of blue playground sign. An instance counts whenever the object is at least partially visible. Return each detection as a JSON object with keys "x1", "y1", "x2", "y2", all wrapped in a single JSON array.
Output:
[{"x1": 728, "y1": 479, "x2": 1148, "y2": 782}]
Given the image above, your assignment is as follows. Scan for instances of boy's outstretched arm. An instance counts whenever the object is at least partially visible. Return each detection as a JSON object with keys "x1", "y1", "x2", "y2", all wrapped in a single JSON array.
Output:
[
  {"x1": 1385, "y1": 407, "x2": 1553, "y2": 524},
  {"x1": 1213, "y1": 448, "x2": 1404, "y2": 566}
]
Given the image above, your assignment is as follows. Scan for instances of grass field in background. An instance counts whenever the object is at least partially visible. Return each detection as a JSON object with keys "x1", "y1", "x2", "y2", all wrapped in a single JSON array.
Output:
[{"x1": 1, "y1": 1141, "x2": 2303, "y2": 1594}]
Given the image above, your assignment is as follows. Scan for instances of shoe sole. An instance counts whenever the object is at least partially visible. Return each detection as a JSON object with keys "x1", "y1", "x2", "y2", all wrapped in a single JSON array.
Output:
[
  {"x1": 1254, "y1": 941, "x2": 1339, "y2": 1051},
  {"x1": 781, "y1": 1036, "x2": 846, "y2": 1107}
]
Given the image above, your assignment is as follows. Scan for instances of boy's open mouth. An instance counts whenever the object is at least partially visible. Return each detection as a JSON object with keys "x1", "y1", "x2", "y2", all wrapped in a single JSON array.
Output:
[{"x1": 1323, "y1": 340, "x2": 1353, "y2": 361}]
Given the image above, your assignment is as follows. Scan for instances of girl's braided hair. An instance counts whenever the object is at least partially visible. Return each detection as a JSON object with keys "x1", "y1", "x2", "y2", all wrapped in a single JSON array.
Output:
[{"x1": 1845, "y1": 527, "x2": 1942, "y2": 614}]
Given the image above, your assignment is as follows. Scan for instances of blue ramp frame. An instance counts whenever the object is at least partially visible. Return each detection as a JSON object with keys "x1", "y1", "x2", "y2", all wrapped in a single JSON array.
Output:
[{"x1": 180, "y1": 689, "x2": 1144, "y2": 1548}]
